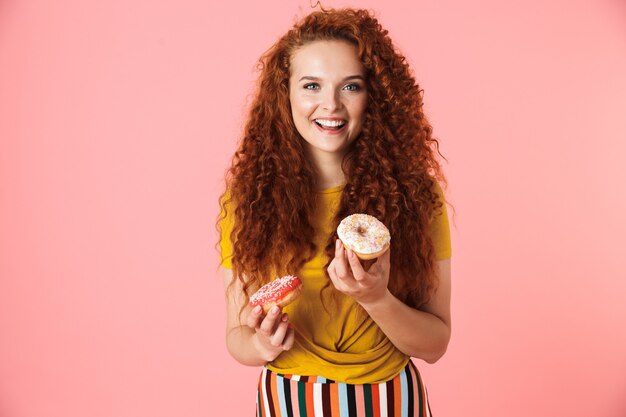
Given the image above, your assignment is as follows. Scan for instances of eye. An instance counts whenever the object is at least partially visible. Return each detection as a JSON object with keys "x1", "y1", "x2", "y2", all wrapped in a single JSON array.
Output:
[
  {"x1": 303, "y1": 83, "x2": 320, "y2": 90},
  {"x1": 343, "y1": 83, "x2": 361, "y2": 91}
]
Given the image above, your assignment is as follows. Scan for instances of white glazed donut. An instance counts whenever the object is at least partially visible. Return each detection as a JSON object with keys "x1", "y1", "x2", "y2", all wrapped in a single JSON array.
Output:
[{"x1": 337, "y1": 214, "x2": 391, "y2": 260}]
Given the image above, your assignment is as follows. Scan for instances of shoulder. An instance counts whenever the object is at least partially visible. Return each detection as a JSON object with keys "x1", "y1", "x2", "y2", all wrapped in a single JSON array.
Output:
[{"x1": 428, "y1": 179, "x2": 452, "y2": 260}]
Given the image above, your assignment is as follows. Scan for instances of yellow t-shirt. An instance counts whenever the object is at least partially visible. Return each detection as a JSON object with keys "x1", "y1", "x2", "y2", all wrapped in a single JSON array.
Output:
[{"x1": 219, "y1": 183, "x2": 451, "y2": 383}]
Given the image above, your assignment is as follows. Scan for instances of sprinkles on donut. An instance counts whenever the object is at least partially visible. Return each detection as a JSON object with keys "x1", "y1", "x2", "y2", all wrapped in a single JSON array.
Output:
[
  {"x1": 249, "y1": 275, "x2": 303, "y2": 314},
  {"x1": 337, "y1": 214, "x2": 391, "y2": 260}
]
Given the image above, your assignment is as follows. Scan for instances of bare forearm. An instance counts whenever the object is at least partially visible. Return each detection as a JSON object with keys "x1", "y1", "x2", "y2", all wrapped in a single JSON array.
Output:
[
  {"x1": 226, "y1": 326, "x2": 270, "y2": 366},
  {"x1": 360, "y1": 290, "x2": 451, "y2": 363},
  {"x1": 223, "y1": 267, "x2": 295, "y2": 366}
]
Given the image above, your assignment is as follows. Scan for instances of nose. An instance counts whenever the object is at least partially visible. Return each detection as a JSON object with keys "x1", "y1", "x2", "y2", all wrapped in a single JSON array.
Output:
[{"x1": 321, "y1": 88, "x2": 342, "y2": 111}]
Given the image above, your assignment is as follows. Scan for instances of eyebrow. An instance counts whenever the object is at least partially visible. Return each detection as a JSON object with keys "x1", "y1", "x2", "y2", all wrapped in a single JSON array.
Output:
[{"x1": 298, "y1": 75, "x2": 365, "y2": 82}]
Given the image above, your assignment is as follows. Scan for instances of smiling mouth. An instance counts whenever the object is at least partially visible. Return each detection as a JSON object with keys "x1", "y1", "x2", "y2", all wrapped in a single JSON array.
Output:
[{"x1": 314, "y1": 119, "x2": 347, "y2": 130}]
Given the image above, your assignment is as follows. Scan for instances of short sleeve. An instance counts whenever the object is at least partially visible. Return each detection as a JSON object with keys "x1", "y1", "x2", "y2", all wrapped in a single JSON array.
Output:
[
  {"x1": 218, "y1": 191, "x2": 235, "y2": 269},
  {"x1": 430, "y1": 182, "x2": 452, "y2": 261}
]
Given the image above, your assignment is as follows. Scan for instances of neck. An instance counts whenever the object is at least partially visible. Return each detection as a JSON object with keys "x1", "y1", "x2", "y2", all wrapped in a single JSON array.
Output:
[{"x1": 307, "y1": 148, "x2": 346, "y2": 190}]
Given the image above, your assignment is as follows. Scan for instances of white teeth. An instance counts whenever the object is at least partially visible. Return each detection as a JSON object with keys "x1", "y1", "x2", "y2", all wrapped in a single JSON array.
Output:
[{"x1": 315, "y1": 119, "x2": 345, "y2": 127}]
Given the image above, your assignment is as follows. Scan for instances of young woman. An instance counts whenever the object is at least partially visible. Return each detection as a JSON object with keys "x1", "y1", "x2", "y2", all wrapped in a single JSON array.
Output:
[{"x1": 218, "y1": 7, "x2": 452, "y2": 416}]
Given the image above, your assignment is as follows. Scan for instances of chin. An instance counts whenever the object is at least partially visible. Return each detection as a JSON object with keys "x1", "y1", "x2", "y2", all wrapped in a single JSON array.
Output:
[{"x1": 316, "y1": 142, "x2": 350, "y2": 155}]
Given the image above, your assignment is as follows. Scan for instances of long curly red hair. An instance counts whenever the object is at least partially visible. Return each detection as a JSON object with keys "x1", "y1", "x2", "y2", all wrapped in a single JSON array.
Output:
[{"x1": 219, "y1": 7, "x2": 448, "y2": 309}]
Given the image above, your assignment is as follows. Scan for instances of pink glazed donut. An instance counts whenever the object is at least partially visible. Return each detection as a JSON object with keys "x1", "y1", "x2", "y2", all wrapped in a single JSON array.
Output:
[
  {"x1": 249, "y1": 275, "x2": 303, "y2": 314},
  {"x1": 337, "y1": 214, "x2": 391, "y2": 260}
]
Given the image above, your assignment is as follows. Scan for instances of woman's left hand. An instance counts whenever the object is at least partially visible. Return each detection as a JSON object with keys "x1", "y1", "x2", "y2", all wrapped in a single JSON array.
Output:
[{"x1": 327, "y1": 239, "x2": 391, "y2": 306}]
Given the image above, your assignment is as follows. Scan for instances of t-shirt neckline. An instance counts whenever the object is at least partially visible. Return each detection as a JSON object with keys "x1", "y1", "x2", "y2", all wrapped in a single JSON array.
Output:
[{"x1": 316, "y1": 184, "x2": 345, "y2": 194}]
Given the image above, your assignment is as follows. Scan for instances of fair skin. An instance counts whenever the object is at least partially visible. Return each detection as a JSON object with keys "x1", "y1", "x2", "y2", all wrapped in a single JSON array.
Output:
[
  {"x1": 327, "y1": 241, "x2": 451, "y2": 363},
  {"x1": 223, "y1": 39, "x2": 452, "y2": 365},
  {"x1": 289, "y1": 39, "x2": 368, "y2": 189},
  {"x1": 223, "y1": 268, "x2": 295, "y2": 365}
]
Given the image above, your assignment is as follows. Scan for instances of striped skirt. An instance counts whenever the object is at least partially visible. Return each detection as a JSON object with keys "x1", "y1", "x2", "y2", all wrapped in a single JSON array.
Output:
[{"x1": 256, "y1": 361, "x2": 432, "y2": 417}]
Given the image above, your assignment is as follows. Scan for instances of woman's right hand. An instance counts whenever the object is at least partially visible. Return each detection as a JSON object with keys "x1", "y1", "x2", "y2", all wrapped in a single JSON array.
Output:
[{"x1": 246, "y1": 304, "x2": 295, "y2": 362}]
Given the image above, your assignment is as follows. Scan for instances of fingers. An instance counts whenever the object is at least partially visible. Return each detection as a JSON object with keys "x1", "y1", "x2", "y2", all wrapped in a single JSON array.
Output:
[
  {"x1": 247, "y1": 304, "x2": 293, "y2": 351},
  {"x1": 282, "y1": 326, "x2": 295, "y2": 350},
  {"x1": 346, "y1": 248, "x2": 366, "y2": 281},
  {"x1": 269, "y1": 314, "x2": 292, "y2": 348},
  {"x1": 336, "y1": 238, "x2": 369, "y2": 282},
  {"x1": 246, "y1": 305, "x2": 264, "y2": 329},
  {"x1": 333, "y1": 239, "x2": 350, "y2": 279},
  {"x1": 370, "y1": 246, "x2": 391, "y2": 275},
  {"x1": 257, "y1": 305, "x2": 283, "y2": 336},
  {"x1": 380, "y1": 246, "x2": 391, "y2": 268}
]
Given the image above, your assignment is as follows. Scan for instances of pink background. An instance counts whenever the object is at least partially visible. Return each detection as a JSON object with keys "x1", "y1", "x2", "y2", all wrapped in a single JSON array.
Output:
[{"x1": 1, "y1": 0, "x2": 625, "y2": 416}]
